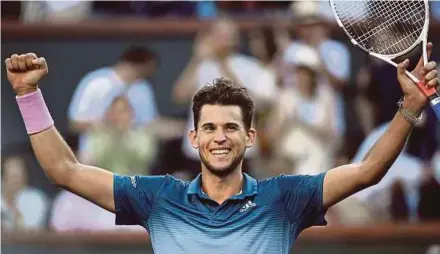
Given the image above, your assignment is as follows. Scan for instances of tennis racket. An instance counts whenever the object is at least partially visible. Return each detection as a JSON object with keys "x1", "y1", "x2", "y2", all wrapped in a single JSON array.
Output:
[{"x1": 329, "y1": 0, "x2": 440, "y2": 119}]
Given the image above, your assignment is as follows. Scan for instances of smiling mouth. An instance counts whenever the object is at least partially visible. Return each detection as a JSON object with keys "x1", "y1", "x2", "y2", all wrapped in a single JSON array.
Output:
[{"x1": 210, "y1": 149, "x2": 231, "y2": 156}]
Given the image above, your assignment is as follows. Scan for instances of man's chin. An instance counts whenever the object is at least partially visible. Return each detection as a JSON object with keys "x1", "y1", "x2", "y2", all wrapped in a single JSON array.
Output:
[
  {"x1": 205, "y1": 164, "x2": 236, "y2": 177},
  {"x1": 200, "y1": 150, "x2": 245, "y2": 177}
]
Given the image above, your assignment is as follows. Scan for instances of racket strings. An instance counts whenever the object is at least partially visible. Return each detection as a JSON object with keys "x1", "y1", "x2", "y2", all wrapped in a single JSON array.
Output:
[{"x1": 333, "y1": 0, "x2": 426, "y2": 55}]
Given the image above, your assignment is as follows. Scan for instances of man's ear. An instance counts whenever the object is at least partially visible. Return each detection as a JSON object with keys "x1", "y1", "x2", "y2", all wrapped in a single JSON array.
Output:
[
  {"x1": 245, "y1": 128, "x2": 257, "y2": 148},
  {"x1": 189, "y1": 129, "x2": 199, "y2": 149}
]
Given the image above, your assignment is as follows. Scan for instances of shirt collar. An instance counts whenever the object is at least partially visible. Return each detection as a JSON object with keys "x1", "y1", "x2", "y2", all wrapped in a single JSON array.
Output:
[{"x1": 187, "y1": 173, "x2": 258, "y2": 200}]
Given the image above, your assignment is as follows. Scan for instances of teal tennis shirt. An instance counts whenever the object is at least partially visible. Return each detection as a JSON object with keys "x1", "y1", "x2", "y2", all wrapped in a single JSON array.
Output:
[{"x1": 114, "y1": 172, "x2": 327, "y2": 254}]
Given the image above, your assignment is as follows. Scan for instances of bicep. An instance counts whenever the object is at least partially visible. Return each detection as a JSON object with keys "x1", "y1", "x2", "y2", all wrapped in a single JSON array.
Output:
[
  {"x1": 64, "y1": 163, "x2": 115, "y2": 213},
  {"x1": 322, "y1": 163, "x2": 367, "y2": 209}
]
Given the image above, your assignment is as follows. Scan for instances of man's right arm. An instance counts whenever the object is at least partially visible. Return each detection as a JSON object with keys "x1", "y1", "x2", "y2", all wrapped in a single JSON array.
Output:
[
  {"x1": 30, "y1": 126, "x2": 116, "y2": 212},
  {"x1": 6, "y1": 53, "x2": 116, "y2": 213}
]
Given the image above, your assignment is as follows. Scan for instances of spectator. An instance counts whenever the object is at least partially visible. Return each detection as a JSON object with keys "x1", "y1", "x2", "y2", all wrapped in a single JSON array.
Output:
[
  {"x1": 247, "y1": 24, "x2": 282, "y2": 161},
  {"x1": 417, "y1": 166, "x2": 440, "y2": 221},
  {"x1": 79, "y1": 96, "x2": 158, "y2": 176},
  {"x1": 284, "y1": 1, "x2": 351, "y2": 141},
  {"x1": 68, "y1": 45, "x2": 159, "y2": 158},
  {"x1": 248, "y1": 24, "x2": 283, "y2": 103},
  {"x1": 390, "y1": 180, "x2": 410, "y2": 222},
  {"x1": 267, "y1": 44, "x2": 339, "y2": 176},
  {"x1": 173, "y1": 17, "x2": 276, "y2": 105},
  {"x1": 172, "y1": 17, "x2": 277, "y2": 178},
  {"x1": 50, "y1": 190, "x2": 143, "y2": 232},
  {"x1": 286, "y1": 1, "x2": 351, "y2": 90},
  {"x1": 21, "y1": 0, "x2": 92, "y2": 23},
  {"x1": 1, "y1": 156, "x2": 49, "y2": 231},
  {"x1": 246, "y1": 24, "x2": 295, "y2": 178}
]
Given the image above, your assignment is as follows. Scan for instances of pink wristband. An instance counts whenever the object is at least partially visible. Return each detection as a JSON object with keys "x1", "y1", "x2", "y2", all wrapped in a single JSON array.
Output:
[{"x1": 16, "y1": 89, "x2": 54, "y2": 134}]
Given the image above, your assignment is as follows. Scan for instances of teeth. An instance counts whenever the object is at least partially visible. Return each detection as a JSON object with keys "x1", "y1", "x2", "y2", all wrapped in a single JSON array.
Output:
[{"x1": 211, "y1": 149, "x2": 230, "y2": 154}]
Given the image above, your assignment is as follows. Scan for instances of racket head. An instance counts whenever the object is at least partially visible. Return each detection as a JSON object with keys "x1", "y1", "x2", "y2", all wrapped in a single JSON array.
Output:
[{"x1": 329, "y1": 0, "x2": 429, "y2": 60}]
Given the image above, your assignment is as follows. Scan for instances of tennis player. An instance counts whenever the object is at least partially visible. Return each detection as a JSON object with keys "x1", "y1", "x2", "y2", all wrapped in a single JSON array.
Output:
[{"x1": 4, "y1": 43, "x2": 438, "y2": 253}]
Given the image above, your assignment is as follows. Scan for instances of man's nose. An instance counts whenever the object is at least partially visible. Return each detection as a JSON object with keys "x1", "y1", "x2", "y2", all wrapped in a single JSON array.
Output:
[{"x1": 213, "y1": 129, "x2": 227, "y2": 143}]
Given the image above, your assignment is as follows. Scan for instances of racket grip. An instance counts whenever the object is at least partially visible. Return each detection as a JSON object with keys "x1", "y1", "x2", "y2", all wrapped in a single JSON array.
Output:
[
  {"x1": 417, "y1": 81, "x2": 440, "y2": 120},
  {"x1": 416, "y1": 81, "x2": 437, "y2": 97}
]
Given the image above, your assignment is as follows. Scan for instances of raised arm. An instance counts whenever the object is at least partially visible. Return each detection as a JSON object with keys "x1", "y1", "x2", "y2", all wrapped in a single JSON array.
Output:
[
  {"x1": 172, "y1": 32, "x2": 213, "y2": 104},
  {"x1": 5, "y1": 53, "x2": 115, "y2": 212},
  {"x1": 322, "y1": 43, "x2": 439, "y2": 209}
]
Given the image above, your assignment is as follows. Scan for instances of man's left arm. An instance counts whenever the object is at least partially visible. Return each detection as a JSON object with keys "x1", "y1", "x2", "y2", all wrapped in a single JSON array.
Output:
[
  {"x1": 322, "y1": 43, "x2": 438, "y2": 210},
  {"x1": 322, "y1": 111, "x2": 414, "y2": 209}
]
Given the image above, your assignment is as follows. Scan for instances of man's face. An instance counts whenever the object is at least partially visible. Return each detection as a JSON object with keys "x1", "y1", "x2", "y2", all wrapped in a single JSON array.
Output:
[
  {"x1": 294, "y1": 66, "x2": 316, "y2": 96},
  {"x1": 190, "y1": 104, "x2": 256, "y2": 177},
  {"x1": 209, "y1": 19, "x2": 239, "y2": 57},
  {"x1": 107, "y1": 97, "x2": 133, "y2": 131},
  {"x1": 297, "y1": 22, "x2": 326, "y2": 43},
  {"x1": 248, "y1": 30, "x2": 267, "y2": 62},
  {"x1": 2, "y1": 157, "x2": 27, "y2": 194},
  {"x1": 136, "y1": 61, "x2": 157, "y2": 80}
]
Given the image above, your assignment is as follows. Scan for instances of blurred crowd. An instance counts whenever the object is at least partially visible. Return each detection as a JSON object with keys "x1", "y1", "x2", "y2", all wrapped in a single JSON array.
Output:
[{"x1": 2, "y1": 1, "x2": 440, "y2": 236}]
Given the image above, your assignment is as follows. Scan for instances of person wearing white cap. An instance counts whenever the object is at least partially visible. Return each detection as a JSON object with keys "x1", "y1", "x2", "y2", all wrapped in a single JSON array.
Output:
[
  {"x1": 284, "y1": 1, "x2": 351, "y2": 141},
  {"x1": 267, "y1": 44, "x2": 340, "y2": 176}
]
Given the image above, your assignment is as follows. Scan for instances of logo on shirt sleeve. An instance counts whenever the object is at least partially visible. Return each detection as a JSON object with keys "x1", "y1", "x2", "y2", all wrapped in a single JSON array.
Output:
[{"x1": 239, "y1": 200, "x2": 257, "y2": 213}]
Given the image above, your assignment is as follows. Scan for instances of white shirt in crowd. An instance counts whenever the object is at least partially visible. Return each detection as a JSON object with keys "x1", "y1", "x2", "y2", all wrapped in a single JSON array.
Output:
[
  {"x1": 68, "y1": 67, "x2": 159, "y2": 153},
  {"x1": 1, "y1": 188, "x2": 49, "y2": 230},
  {"x1": 284, "y1": 40, "x2": 351, "y2": 137}
]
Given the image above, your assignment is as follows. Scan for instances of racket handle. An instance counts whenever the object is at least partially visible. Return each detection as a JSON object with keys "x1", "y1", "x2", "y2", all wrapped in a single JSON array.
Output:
[
  {"x1": 416, "y1": 81, "x2": 437, "y2": 97},
  {"x1": 417, "y1": 81, "x2": 440, "y2": 120}
]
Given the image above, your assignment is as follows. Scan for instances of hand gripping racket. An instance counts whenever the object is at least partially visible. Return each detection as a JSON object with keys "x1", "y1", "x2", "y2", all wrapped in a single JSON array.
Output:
[{"x1": 329, "y1": 0, "x2": 440, "y2": 119}]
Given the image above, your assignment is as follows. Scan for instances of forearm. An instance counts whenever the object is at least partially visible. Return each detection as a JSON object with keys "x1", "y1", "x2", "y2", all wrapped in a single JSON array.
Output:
[
  {"x1": 173, "y1": 57, "x2": 201, "y2": 104},
  {"x1": 69, "y1": 120, "x2": 94, "y2": 133},
  {"x1": 16, "y1": 89, "x2": 80, "y2": 187},
  {"x1": 219, "y1": 60, "x2": 242, "y2": 86},
  {"x1": 361, "y1": 103, "x2": 420, "y2": 185},
  {"x1": 144, "y1": 117, "x2": 186, "y2": 139},
  {"x1": 30, "y1": 126, "x2": 79, "y2": 186},
  {"x1": 295, "y1": 115, "x2": 334, "y2": 140},
  {"x1": 323, "y1": 54, "x2": 437, "y2": 209},
  {"x1": 322, "y1": 109, "x2": 418, "y2": 209}
]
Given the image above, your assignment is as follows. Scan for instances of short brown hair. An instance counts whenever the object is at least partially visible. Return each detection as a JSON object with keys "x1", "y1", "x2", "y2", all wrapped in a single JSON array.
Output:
[
  {"x1": 120, "y1": 45, "x2": 157, "y2": 65},
  {"x1": 192, "y1": 78, "x2": 254, "y2": 130}
]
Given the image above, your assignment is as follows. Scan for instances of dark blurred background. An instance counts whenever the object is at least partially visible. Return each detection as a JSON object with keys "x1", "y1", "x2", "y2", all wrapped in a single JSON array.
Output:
[{"x1": 2, "y1": 1, "x2": 440, "y2": 253}]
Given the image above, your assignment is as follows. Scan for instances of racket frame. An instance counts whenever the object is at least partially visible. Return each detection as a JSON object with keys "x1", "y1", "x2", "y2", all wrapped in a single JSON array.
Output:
[
  {"x1": 329, "y1": 0, "x2": 428, "y2": 81},
  {"x1": 329, "y1": 0, "x2": 440, "y2": 105}
]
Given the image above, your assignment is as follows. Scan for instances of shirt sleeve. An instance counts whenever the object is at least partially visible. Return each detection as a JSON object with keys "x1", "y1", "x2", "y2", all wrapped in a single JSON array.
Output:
[
  {"x1": 68, "y1": 75, "x2": 116, "y2": 122},
  {"x1": 279, "y1": 172, "x2": 328, "y2": 231},
  {"x1": 128, "y1": 82, "x2": 159, "y2": 125},
  {"x1": 319, "y1": 41, "x2": 351, "y2": 81},
  {"x1": 113, "y1": 174, "x2": 168, "y2": 226}
]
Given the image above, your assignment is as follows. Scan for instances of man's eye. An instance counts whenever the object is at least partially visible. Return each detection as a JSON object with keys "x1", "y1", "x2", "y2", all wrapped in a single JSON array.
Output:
[
  {"x1": 227, "y1": 126, "x2": 238, "y2": 131},
  {"x1": 204, "y1": 126, "x2": 215, "y2": 132}
]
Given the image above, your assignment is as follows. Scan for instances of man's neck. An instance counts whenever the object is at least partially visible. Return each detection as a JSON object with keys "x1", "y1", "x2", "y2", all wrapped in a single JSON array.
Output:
[
  {"x1": 200, "y1": 168, "x2": 243, "y2": 205},
  {"x1": 112, "y1": 63, "x2": 137, "y2": 85}
]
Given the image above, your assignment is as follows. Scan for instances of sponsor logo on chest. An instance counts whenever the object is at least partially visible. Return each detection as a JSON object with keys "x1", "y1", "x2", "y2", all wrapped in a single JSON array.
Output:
[{"x1": 239, "y1": 200, "x2": 257, "y2": 213}]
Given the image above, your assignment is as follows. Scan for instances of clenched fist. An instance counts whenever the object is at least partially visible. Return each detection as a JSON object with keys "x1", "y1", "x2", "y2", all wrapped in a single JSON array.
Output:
[{"x1": 5, "y1": 53, "x2": 48, "y2": 96}]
